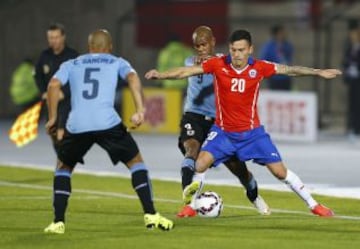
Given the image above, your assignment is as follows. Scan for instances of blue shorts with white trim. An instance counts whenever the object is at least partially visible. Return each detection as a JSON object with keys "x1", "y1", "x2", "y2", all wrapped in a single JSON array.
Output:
[{"x1": 201, "y1": 125, "x2": 282, "y2": 167}]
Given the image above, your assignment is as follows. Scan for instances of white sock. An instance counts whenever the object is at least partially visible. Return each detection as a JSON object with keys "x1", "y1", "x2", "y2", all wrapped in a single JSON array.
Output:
[
  {"x1": 282, "y1": 169, "x2": 318, "y2": 209},
  {"x1": 189, "y1": 172, "x2": 206, "y2": 209}
]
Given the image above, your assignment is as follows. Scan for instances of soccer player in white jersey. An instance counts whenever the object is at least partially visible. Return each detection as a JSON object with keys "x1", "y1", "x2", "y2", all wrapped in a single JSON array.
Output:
[
  {"x1": 44, "y1": 29, "x2": 174, "y2": 234},
  {"x1": 177, "y1": 26, "x2": 270, "y2": 217}
]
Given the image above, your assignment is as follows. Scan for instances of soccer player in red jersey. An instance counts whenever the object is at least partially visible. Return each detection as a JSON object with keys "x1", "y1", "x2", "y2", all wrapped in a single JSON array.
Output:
[
  {"x1": 176, "y1": 26, "x2": 270, "y2": 217},
  {"x1": 145, "y1": 29, "x2": 341, "y2": 217}
]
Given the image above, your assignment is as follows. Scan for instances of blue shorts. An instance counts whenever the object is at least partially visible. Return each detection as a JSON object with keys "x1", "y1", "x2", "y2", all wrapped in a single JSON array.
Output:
[{"x1": 201, "y1": 125, "x2": 282, "y2": 167}]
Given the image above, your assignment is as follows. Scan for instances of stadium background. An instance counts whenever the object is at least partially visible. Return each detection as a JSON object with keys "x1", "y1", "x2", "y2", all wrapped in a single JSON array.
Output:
[
  {"x1": 0, "y1": 0, "x2": 359, "y2": 132},
  {"x1": 0, "y1": 3, "x2": 359, "y2": 245},
  {"x1": 0, "y1": 0, "x2": 359, "y2": 198}
]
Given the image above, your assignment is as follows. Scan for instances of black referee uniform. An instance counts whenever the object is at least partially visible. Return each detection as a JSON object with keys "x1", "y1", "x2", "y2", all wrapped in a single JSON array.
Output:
[{"x1": 35, "y1": 46, "x2": 78, "y2": 130}]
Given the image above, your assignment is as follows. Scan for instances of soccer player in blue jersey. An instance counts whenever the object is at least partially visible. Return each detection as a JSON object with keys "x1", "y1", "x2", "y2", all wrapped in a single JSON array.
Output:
[
  {"x1": 176, "y1": 26, "x2": 270, "y2": 217},
  {"x1": 43, "y1": 29, "x2": 174, "y2": 234}
]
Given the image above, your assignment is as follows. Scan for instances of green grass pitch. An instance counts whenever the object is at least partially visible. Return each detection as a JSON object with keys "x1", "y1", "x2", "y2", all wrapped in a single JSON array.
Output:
[{"x1": 0, "y1": 165, "x2": 359, "y2": 249}]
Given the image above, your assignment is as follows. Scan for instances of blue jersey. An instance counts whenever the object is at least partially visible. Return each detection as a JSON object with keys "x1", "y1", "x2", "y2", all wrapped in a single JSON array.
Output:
[
  {"x1": 54, "y1": 53, "x2": 135, "y2": 133},
  {"x1": 183, "y1": 56, "x2": 215, "y2": 118}
]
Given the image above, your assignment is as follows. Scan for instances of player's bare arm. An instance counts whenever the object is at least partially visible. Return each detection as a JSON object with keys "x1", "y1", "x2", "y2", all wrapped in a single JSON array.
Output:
[
  {"x1": 127, "y1": 72, "x2": 145, "y2": 127},
  {"x1": 41, "y1": 89, "x2": 64, "y2": 100},
  {"x1": 275, "y1": 63, "x2": 342, "y2": 79},
  {"x1": 145, "y1": 65, "x2": 204, "y2": 80},
  {"x1": 46, "y1": 78, "x2": 62, "y2": 134}
]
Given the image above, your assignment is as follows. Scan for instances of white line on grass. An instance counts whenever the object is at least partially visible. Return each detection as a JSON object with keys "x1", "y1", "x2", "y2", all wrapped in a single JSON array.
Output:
[
  {"x1": 3, "y1": 161, "x2": 360, "y2": 200},
  {"x1": 0, "y1": 180, "x2": 359, "y2": 221},
  {"x1": 0, "y1": 195, "x2": 101, "y2": 200}
]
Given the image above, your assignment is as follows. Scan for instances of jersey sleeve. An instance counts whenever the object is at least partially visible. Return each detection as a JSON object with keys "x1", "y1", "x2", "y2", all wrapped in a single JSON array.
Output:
[
  {"x1": 259, "y1": 60, "x2": 276, "y2": 78},
  {"x1": 117, "y1": 58, "x2": 136, "y2": 79},
  {"x1": 53, "y1": 60, "x2": 72, "y2": 85},
  {"x1": 202, "y1": 57, "x2": 217, "y2": 74},
  {"x1": 34, "y1": 52, "x2": 47, "y2": 93},
  {"x1": 184, "y1": 56, "x2": 194, "y2": 66}
]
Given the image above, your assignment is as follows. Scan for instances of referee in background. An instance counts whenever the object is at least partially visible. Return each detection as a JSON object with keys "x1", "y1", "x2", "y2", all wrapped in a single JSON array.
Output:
[{"x1": 35, "y1": 22, "x2": 78, "y2": 142}]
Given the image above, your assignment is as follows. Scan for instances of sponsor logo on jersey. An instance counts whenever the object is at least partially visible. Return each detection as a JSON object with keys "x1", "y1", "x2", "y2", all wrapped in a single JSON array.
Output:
[
  {"x1": 221, "y1": 68, "x2": 229, "y2": 74},
  {"x1": 43, "y1": 64, "x2": 50, "y2": 74}
]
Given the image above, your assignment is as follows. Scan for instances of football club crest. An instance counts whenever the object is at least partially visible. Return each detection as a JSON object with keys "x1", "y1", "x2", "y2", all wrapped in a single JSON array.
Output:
[
  {"x1": 249, "y1": 69, "x2": 257, "y2": 78},
  {"x1": 43, "y1": 64, "x2": 50, "y2": 74}
]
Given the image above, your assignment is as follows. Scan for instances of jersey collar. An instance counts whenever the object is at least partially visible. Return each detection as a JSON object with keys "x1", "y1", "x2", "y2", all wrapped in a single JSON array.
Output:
[{"x1": 225, "y1": 55, "x2": 255, "y2": 65}]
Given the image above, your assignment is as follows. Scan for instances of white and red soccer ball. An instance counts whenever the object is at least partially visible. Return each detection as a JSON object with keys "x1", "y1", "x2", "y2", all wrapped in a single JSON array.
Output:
[{"x1": 194, "y1": 191, "x2": 223, "y2": 218}]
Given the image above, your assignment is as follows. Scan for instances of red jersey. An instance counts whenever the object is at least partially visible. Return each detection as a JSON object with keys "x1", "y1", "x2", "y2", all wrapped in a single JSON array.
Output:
[{"x1": 202, "y1": 55, "x2": 276, "y2": 132}]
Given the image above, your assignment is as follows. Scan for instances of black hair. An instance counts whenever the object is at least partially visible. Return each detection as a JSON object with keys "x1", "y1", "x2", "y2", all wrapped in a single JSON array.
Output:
[
  {"x1": 47, "y1": 22, "x2": 65, "y2": 35},
  {"x1": 229, "y1": 29, "x2": 252, "y2": 45}
]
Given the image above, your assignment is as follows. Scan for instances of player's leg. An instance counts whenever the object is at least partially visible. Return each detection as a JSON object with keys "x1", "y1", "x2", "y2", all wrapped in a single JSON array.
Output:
[
  {"x1": 224, "y1": 158, "x2": 257, "y2": 201},
  {"x1": 224, "y1": 159, "x2": 270, "y2": 215},
  {"x1": 177, "y1": 114, "x2": 212, "y2": 217},
  {"x1": 100, "y1": 123, "x2": 173, "y2": 230},
  {"x1": 53, "y1": 162, "x2": 74, "y2": 223},
  {"x1": 125, "y1": 153, "x2": 172, "y2": 230},
  {"x1": 180, "y1": 138, "x2": 200, "y2": 189},
  {"x1": 238, "y1": 126, "x2": 333, "y2": 217},
  {"x1": 178, "y1": 113, "x2": 211, "y2": 190},
  {"x1": 102, "y1": 124, "x2": 156, "y2": 216},
  {"x1": 44, "y1": 100, "x2": 68, "y2": 228},
  {"x1": 126, "y1": 153, "x2": 156, "y2": 215},
  {"x1": 183, "y1": 125, "x2": 236, "y2": 205},
  {"x1": 44, "y1": 162, "x2": 72, "y2": 234},
  {"x1": 176, "y1": 138, "x2": 200, "y2": 217},
  {"x1": 45, "y1": 131, "x2": 92, "y2": 234},
  {"x1": 266, "y1": 162, "x2": 334, "y2": 217},
  {"x1": 183, "y1": 150, "x2": 214, "y2": 206},
  {"x1": 44, "y1": 162, "x2": 73, "y2": 234}
]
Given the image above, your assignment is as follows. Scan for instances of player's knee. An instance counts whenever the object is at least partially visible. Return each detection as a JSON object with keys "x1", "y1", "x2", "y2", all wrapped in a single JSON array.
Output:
[
  {"x1": 195, "y1": 151, "x2": 214, "y2": 172},
  {"x1": 274, "y1": 170, "x2": 287, "y2": 180},
  {"x1": 56, "y1": 160, "x2": 73, "y2": 173},
  {"x1": 274, "y1": 171, "x2": 286, "y2": 180},
  {"x1": 267, "y1": 162, "x2": 287, "y2": 180},
  {"x1": 183, "y1": 140, "x2": 200, "y2": 158},
  {"x1": 195, "y1": 159, "x2": 210, "y2": 173},
  {"x1": 184, "y1": 150, "x2": 199, "y2": 160},
  {"x1": 126, "y1": 153, "x2": 144, "y2": 168}
]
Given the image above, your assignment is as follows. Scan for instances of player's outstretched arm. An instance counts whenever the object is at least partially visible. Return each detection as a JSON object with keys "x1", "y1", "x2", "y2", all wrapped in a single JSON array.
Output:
[
  {"x1": 145, "y1": 65, "x2": 204, "y2": 80},
  {"x1": 275, "y1": 64, "x2": 342, "y2": 79},
  {"x1": 316, "y1": 69, "x2": 342, "y2": 79},
  {"x1": 127, "y1": 72, "x2": 145, "y2": 128}
]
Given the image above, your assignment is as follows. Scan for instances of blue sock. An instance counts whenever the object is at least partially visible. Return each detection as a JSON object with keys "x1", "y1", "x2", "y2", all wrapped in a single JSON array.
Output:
[
  {"x1": 130, "y1": 163, "x2": 156, "y2": 214},
  {"x1": 53, "y1": 169, "x2": 72, "y2": 223},
  {"x1": 181, "y1": 157, "x2": 195, "y2": 190},
  {"x1": 245, "y1": 175, "x2": 258, "y2": 202}
]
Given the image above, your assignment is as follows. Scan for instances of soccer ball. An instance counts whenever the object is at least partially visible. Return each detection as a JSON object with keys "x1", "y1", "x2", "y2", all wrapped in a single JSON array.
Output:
[{"x1": 194, "y1": 191, "x2": 223, "y2": 218}]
